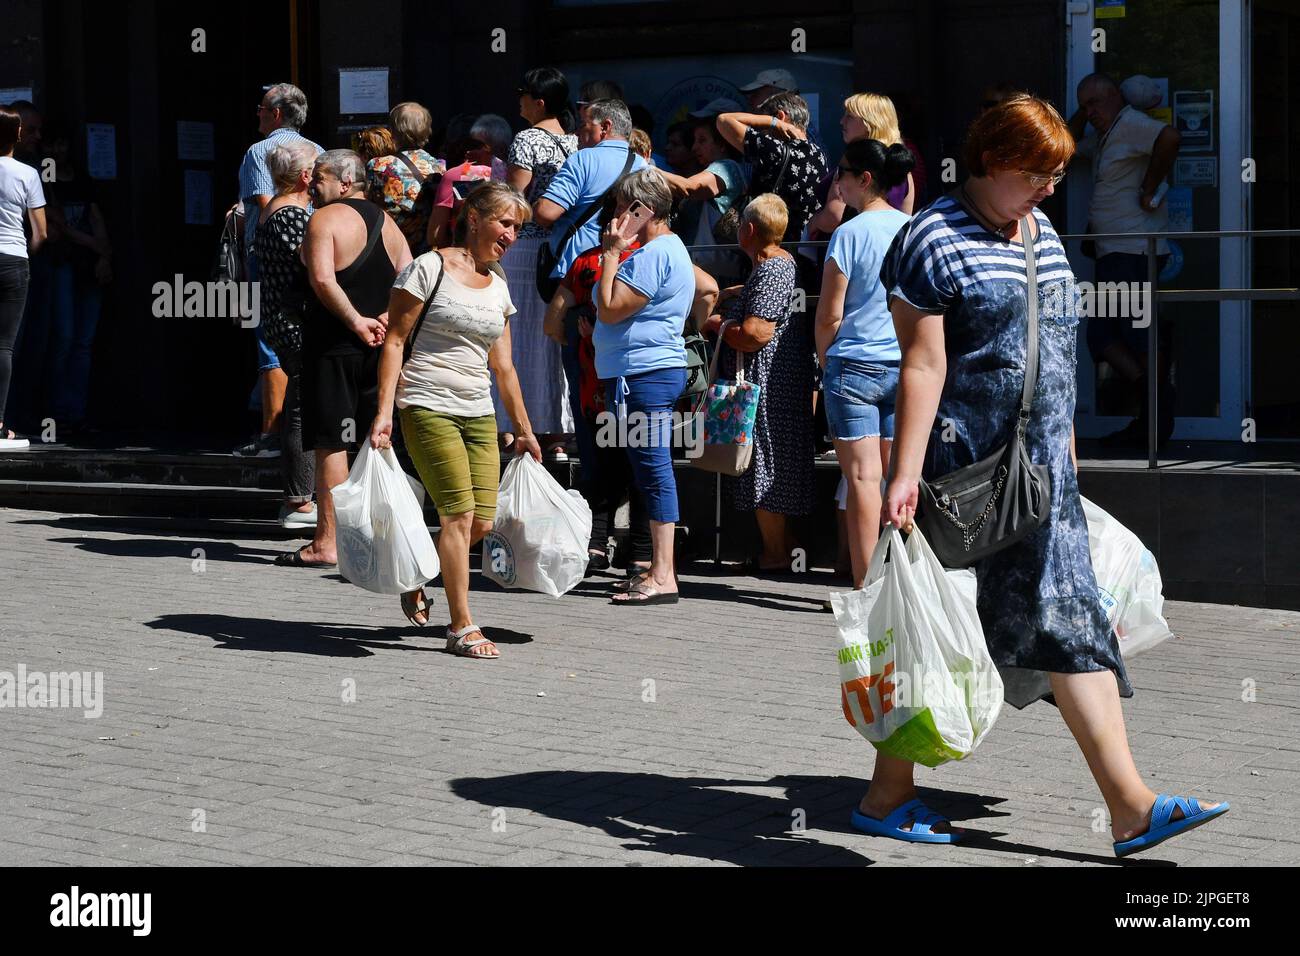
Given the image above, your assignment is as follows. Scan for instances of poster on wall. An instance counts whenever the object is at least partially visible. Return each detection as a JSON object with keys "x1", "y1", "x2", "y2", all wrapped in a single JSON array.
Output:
[
  {"x1": 1165, "y1": 186, "x2": 1193, "y2": 233},
  {"x1": 177, "y1": 121, "x2": 215, "y2": 162},
  {"x1": 339, "y1": 68, "x2": 389, "y2": 115},
  {"x1": 1173, "y1": 90, "x2": 1213, "y2": 152},
  {"x1": 1096, "y1": 0, "x2": 1126, "y2": 18},
  {"x1": 184, "y1": 169, "x2": 212, "y2": 225},
  {"x1": 1173, "y1": 155, "x2": 1217, "y2": 187},
  {"x1": 86, "y1": 123, "x2": 117, "y2": 180}
]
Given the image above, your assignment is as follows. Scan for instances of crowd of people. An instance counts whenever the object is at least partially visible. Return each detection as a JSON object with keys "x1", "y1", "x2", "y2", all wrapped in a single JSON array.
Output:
[{"x1": 0, "y1": 65, "x2": 1226, "y2": 854}]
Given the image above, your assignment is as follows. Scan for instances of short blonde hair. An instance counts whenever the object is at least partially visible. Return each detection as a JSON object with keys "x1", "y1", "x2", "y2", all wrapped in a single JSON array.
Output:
[
  {"x1": 454, "y1": 181, "x2": 532, "y2": 245},
  {"x1": 390, "y1": 101, "x2": 432, "y2": 150},
  {"x1": 629, "y1": 128, "x2": 652, "y2": 159},
  {"x1": 843, "y1": 92, "x2": 903, "y2": 146},
  {"x1": 742, "y1": 193, "x2": 788, "y2": 244}
]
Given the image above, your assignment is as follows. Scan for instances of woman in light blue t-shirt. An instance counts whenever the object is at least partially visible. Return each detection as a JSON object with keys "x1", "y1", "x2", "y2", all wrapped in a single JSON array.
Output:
[
  {"x1": 813, "y1": 138, "x2": 915, "y2": 589},
  {"x1": 594, "y1": 168, "x2": 695, "y2": 608}
]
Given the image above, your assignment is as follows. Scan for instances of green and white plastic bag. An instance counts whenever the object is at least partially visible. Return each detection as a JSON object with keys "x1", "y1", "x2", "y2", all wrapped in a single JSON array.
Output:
[{"x1": 830, "y1": 526, "x2": 1003, "y2": 767}]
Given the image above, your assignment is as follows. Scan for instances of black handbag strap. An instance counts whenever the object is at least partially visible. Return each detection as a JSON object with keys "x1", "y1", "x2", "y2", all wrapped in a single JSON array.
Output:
[
  {"x1": 771, "y1": 139, "x2": 792, "y2": 195},
  {"x1": 403, "y1": 250, "x2": 445, "y2": 364},
  {"x1": 395, "y1": 150, "x2": 427, "y2": 183},
  {"x1": 1019, "y1": 216, "x2": 1038, "y2": 433},
  {"x1": 555, "y1": 144, "x2": 635, "y2": 254}
]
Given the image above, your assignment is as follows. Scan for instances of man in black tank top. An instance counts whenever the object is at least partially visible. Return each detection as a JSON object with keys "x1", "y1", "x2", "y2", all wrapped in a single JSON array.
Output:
[{"x1": 276, "y1": 149, "x2": 412, "y2": 568}]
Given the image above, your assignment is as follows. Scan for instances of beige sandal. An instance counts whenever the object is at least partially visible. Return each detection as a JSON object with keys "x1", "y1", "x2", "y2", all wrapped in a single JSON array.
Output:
[{"x1": 446, "y1": 624, "x2": 499, "y2": 660}]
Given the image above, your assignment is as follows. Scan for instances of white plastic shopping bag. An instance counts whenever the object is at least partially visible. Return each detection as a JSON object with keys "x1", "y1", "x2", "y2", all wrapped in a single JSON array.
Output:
[
  {"x1": 482, "y1": 454, "x2": 592, "y2": 597},
  {"x1": 830, "y1": 526, "x2": 1003, "y2": 767},
  {"x1": 1081, "y1": 496, "x2": 1175, "y2": 657},
  {"x1": 331, "y1": 443, "x2": 440, "y2": 594}
]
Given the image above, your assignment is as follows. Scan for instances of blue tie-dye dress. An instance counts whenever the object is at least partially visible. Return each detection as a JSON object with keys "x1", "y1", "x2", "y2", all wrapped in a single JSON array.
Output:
[{"x1": 882, "y1": 195, "x2": 1132, "y2": 709}]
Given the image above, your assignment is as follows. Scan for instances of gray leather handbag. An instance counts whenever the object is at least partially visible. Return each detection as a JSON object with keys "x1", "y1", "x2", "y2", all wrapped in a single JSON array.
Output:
[{"x1": 915, "y1": 216, "x2": 1052, "y2": 568}]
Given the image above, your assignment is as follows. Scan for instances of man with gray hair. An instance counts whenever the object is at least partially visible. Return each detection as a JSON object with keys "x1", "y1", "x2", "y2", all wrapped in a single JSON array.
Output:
[
  {"x1": 533, "y1": 98, "x2": 645, "y2": 488},
  {"x1": 233, "y1": 82, "x2": 323, "y2": 459},
  {"x1": 717, "y1": 92, "x2": 827, "y2": 243}
]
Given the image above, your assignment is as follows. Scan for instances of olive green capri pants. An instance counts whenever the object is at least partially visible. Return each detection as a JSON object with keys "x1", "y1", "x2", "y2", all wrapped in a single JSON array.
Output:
[{"x1": 399, "y1": 406, "x2": 499, "y2": 521}]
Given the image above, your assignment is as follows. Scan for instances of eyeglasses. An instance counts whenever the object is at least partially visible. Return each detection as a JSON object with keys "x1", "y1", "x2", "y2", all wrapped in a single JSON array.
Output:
[
  {"x1": 835, "y1": 164, "x2": 862, "y2": 178},
  {"x1": 1020, "y1": 169, "x2": 1066, "y2": 189}
]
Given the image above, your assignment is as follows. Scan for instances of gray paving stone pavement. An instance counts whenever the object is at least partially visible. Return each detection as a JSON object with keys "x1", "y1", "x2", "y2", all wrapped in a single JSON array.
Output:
[{"x1": 1, "y1": 506, "x2": 1297, "y2": 867}]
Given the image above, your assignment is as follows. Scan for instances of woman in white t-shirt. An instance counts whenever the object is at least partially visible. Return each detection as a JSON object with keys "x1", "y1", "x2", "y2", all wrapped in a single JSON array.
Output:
[
  {"x1": 0, "y1": 105, "x2": 48, "y2": 449},
  {"x1": 371, "y1": 183, "x2": 541, "y2": 660}
]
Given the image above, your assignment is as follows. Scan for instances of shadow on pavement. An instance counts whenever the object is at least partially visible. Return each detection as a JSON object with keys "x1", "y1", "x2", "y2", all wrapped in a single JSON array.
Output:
[
  {"x1": 52, "y1": 536, "x2": 280, "y2": 564},
  {"x1": 144, "y1": 613, "x2": 534, "y2": 657},
  {"x1": 451, "y1": 771, "x2": 1162, "y2": 866},
  {"x1": 17, "y1": 514, "x2": 300, "y2": 541},
  {"x1": 144, "y1": 613, "x2": 430, "y2": 657}
]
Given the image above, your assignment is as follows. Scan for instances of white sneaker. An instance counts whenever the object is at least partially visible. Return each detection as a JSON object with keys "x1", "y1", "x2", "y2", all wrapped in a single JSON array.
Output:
[
  {"x1": 279, "y1": 502, "x2": 318, "y2": 529},
  {"x1": 0, "y1": 437, "x2": 31, "y2": 450}
]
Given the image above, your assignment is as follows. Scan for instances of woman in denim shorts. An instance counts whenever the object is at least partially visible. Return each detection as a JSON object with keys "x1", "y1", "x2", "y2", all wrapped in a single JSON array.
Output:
[{"x1": 814, "y1": 138, "x2": 915, "y2": 587}]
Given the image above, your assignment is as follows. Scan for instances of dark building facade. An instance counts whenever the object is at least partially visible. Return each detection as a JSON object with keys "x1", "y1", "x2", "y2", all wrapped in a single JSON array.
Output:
[{"x1": 4, "y1": 0, "x2": 1297, "y2": 445}]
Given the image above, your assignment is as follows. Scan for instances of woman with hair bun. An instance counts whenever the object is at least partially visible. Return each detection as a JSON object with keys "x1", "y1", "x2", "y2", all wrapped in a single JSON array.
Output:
[{"x1": 815, "y1": 139, "x2": 915, "y2": 590}]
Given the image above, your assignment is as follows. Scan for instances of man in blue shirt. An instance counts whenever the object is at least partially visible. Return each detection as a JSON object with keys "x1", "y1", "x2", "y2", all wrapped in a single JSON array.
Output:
[
  {"x1": 533, "y1": 99, "x2": 646, "y2": 485},
  {"x1": 533, "y1": 99, "x2": 646, "y2": 280},
  {"x1": 234, "y1": 83, "x2": 322, "y2": 459}
]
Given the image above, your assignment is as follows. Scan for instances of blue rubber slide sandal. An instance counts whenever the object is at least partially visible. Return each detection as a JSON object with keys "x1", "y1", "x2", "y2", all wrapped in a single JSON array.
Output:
[
  {"x1": 1113, "y1": 794, "x2": 1230, "y2": 858},
  {"x1": 850, "y1": 798, "x2": 963, "y2": 844}
]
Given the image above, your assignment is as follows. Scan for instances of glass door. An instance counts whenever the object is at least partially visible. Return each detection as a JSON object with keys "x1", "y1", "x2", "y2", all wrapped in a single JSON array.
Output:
[{"x1": 1067, "y1": 0, "x2": 1251, "y2": 441}]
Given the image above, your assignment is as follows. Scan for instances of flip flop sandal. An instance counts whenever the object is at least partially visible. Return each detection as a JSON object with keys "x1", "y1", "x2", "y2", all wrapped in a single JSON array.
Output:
[
  {"x1": 850, "y1": 799, "x2": 963, "y2": 844},
  {"x1": 446, "y1": 624, "x2": 499, "y2": 659},
  {"x1": 274, "y1": 547, "x2": 336, "y2": 568},
  {"x1": 400, "y1": 589, "x2": 432, "y2": 627},
  {"x1": 610, "y1": 578, "x2": 679, "y2": 606},
  {"x1": 611, "y1": 567, "x2": 653, "y2": 593},
  {"x1": 1113, "y1": 794, "x2": 1229, "y2": 858}
]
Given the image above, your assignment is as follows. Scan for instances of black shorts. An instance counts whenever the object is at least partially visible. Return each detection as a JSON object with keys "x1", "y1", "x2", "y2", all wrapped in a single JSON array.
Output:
[{"x1": 302, "y1": 347, "x2": 379, "y2": 452}]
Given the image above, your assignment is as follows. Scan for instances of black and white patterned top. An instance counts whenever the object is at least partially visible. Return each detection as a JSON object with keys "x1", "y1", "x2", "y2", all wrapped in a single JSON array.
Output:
[
  {"x1": 254, "y1": 204, "x2": 311, "y2": 324},
  {"x1": 720, "y1": 255, "x2": 815, "y2": 515},
  {"x1": 507, "y1": 127, "x2": 578, "y2": 238},
  {"x1": 743, "y1": 127, "x2": 829, "y2": 242}
]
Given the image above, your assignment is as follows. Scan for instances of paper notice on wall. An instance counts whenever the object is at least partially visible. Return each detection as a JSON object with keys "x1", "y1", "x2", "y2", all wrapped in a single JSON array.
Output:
[
  {"x1": 1173, "y1": 156, "x2": 1217, "y2": 187},
  {"x1": 184, "y1": 169, "x2": 212, "y2": 225},
  {"x1": 86, "y1": 123, "x2": 117, "y2": 180},
  {"x1": 1165, "y1": 186, "x2": 1193, "y2": 233},
  {"x1": 339, "y1": 68, "x2": 389, "y2": 114},
  {"x1": 1173, "y1": 90, "x2": 1214, "y2": 152},
  {"x1": 177, "y1": 121, "x2": 216, "y2": 161}
]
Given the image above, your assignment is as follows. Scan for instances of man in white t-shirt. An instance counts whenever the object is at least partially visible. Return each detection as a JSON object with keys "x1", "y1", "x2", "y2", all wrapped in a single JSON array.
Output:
[{"x1": 1070, "y1": 73, "x2": 1181, "y2": 447}]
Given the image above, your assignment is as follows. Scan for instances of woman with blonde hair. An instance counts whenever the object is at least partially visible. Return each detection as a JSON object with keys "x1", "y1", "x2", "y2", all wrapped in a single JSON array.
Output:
[
  {"x1": 370, "y1": 182, "x2": 542, "y2": 659},
  {"x1": 808, "y1": 93, "x2": 916, "y2": 238}
]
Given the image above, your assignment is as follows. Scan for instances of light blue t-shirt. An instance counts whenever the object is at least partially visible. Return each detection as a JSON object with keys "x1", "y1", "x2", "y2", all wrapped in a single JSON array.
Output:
[
  {"x1": 541, "y1": 139, "x2": 646, "y2": 279},
  {"x1": 594, "y1": 233, "x2": 693, "y2": 379},
  {"x1": 826, "y1": 207, "x2": 911, "y2": 362}
]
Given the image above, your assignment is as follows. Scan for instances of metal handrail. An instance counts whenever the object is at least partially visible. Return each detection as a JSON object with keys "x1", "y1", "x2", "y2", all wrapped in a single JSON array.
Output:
[{"x1": 686, "y1": 227, "x2": 1298, "y2": 469}]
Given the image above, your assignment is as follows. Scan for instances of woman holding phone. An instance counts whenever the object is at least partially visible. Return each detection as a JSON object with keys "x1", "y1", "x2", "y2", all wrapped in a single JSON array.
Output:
[{"x1": 593, "y1": 168, "x2": 694, "y2": 606}]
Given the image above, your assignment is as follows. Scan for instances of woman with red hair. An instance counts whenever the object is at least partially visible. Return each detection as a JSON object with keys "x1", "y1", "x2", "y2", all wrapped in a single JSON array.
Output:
[{"x1": 861, "y1": 95, "x2": 1228, "y2": 857}]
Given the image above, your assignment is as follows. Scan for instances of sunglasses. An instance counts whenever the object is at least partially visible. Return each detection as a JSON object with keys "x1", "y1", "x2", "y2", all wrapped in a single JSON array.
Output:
[{"x1": 835, "y1": 164, "x2": 861, "y2": 178}]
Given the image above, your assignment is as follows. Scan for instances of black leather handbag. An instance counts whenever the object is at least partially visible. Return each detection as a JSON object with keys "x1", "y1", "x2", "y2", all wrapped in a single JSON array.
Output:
[{"x1": 915, "y1": 215, "x2": 1052, "y2": 568}]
